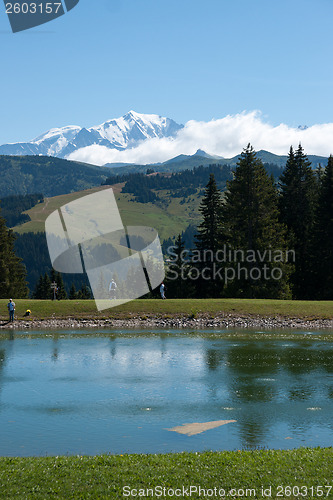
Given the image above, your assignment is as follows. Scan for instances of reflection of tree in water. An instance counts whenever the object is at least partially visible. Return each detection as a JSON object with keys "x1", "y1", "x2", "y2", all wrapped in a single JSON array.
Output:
[
  {"x1": 228, "y1": 342, "x2": 279, "y2": 398},
  {"x1": 327, "y1": 386, "x2": 333, "y2": 400},
  {"x1": 224, "y1": 341, "x2": 333, "y2": 448},
  {"x1": 51, "y1": 333, "x2": 61, "y2": 362},
  {"x1": 204, "y1": 348, "x2": 225, "y2": 371},
  {"x1": 288, "y1": 386, "x2": 314, "y2": 401},
  {"x1": 0, "y1": 349, "x2": 7, "y2": 404},
  {"x1": 109, "y1": 335, "x2": 117, "y2": 358},
  {"x1": 233, "y1": 381, "x2": 275, "y2": 403},
  {"x1": 159, "y1": 333, "x2": 168, "y2": 358},
  {"x1": 226, "y1": 342, "x2": 280, "y2": 448},
  {"x1": 227, "y1": 342, "x2": 281, "y2": 377},
  {"x1": 284, "y1": 345, "x2": 333, "y2": 375},
  {"x1": 201, "y1": 345, "x2": 228, "y2": 401},
  {"x1": 238, "y1": 415, "x2": 270, "y2": 449}
]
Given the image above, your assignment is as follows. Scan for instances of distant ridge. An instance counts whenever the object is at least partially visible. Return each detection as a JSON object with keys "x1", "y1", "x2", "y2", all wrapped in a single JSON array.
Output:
[{"x1": 103, "y1": 149, "x2": 328, "y2": 176}]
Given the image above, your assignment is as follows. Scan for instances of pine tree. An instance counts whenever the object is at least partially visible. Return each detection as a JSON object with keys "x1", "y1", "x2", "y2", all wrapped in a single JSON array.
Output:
[
  {"x1": 279, "y1": 144, "x2": 317, "y2": 298},
  {"x1": 55, "y1": 272, "x2": 67, "y2": 300},
  {"x1": 221, "y1": 144, "x2": 291, "y2": 298},
  {"x1": 34, "y1": 272, "x2": 51, "y2": 299},
  {"x1": 77, "y1": 283, "x2": 91, "y2": 299},
  {"x1": 69, "y1": 283, "x2": 77, "y2": 300},
  {"x1": 194, "y1": 173, "x2": 224, "y2": 297},
  {"x1": 33, "y1": 274, "x2": 44, "y2": 299},
  {"x1": 279, "y1": 147, "x2": 298, "y2": 234},
  {"x1": 42, "y1": 272, "x2": 52, "y2": 299},
  {"x1": 312, "y1": 155, "x2": 333, "y2": 298},
  {"x1": 0, "y1": 211, "x2": 28, "y2": 298},
  {"x1": 165, "y1": 234, "x2": 193, "y2": 298}
]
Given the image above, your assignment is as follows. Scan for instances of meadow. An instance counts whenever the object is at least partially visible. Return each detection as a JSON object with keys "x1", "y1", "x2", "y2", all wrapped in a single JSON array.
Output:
[{"x1": 1, "y1": 298, "x2": 333, "y2": 321}]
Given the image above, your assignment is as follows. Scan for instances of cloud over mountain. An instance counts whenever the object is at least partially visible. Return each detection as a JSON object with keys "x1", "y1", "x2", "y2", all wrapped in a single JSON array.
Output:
[
  {"x1": 67, "y1": 111, "x2": 333, "y2": 166},
  {"x1": 1, "y1": 110, "x2": 333, "y2": 166}
]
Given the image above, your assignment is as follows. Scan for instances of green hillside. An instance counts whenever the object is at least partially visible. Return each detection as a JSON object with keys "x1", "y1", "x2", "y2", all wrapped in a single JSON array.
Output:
[
  {"x1": 12, "y1": 182, "x2": 202, "y2": 293},
  {"x1": 0, "y1": 155, "x2": 110, "y2": 197},
  {"x1": 13, "y1": 185, "x2": 202, "y2": 242},
  {"x1": 12, "y1": 160, "x2": 279, "y2": 240}
]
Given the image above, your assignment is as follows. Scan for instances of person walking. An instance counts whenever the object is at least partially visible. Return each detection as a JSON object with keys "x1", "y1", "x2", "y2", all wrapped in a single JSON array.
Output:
[{"x1": 7, "y1": 299, "x2": 15, "y2": 322}]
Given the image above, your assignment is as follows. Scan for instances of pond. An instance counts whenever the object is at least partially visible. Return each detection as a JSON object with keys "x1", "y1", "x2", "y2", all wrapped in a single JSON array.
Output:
[{"x1": 0, "y1": 329, "x2": 333, "y2": 456}]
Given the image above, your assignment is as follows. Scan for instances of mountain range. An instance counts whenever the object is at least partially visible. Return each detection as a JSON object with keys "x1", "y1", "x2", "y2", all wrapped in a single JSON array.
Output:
[
  {"x1": 103, "y1": 149, "x2": 328, "y2": 177},
  {"x1": 0, "y1": 111, "x2": 329, "y2": 173},
  {"x1": 0, "y1": 111, "x2": 183, "y2": 158}
]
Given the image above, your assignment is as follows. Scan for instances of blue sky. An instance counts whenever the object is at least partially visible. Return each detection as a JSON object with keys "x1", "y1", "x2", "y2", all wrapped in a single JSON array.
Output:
[{"x1": 1, "y1": 0, "x2": 333, "y2": 151}]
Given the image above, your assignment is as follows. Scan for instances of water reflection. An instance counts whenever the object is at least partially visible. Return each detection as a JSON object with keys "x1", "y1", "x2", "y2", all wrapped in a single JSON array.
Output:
[
  {"x1": 0, "y1": 330, "x2": 332, "y2": 456},
  {"x1": 205, "y1": 348, "x2": 225, "y2": 371}
]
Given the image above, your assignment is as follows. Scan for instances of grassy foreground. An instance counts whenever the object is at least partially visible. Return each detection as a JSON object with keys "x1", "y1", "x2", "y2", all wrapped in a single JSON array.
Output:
[
  {"x1": 0, "y1": 448, "x2": 332, "y2": 499},
  {"x1": 0, "y1": 298, "x2": 333, "y2": 322}
]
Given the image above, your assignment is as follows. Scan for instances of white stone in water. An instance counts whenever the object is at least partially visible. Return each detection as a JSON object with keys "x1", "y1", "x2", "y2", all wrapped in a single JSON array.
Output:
[{"x1": 167, "y1": 419, "x2": 237, "y2": 436}]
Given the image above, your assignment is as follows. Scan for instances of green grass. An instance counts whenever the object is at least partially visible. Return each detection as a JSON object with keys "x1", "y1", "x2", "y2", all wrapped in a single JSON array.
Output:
[
  {"x1": 1, "y1": 298, "x2": 333, "y2": 322},
  {"x1": 0, "y1": 448, "x2": 332, "y2": 499}
]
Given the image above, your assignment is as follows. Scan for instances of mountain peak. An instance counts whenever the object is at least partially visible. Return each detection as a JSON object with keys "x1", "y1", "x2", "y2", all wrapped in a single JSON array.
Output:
[
  {"x1": 0, "y1": 111, "x2": 184, "y2": 159},
  {"x1": 124, "y1": 110, "x2": 142, "y2": 120},
  {"x1": 193, "y1": 149, "x2": 224, "y2": 160},
  {"x1": 194, "y1": 149, "x2": 210, "y2": 157}
]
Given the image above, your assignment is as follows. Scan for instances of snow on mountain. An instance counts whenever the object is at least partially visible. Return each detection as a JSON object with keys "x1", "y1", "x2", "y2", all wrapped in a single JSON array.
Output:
[{"x1": 0, "y1": 111, "x2": 183, "y2": 159}]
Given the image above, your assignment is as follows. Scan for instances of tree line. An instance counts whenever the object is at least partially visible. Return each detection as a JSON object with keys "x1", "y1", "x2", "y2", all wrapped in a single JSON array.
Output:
[
  {"x1": 33, "y1": 269, "x2": 91, "y2": 300},
  {"x1": 103, "y1": 161, "x2": 283, "y2": 204},
  {"x1": 165, "y1": 144, "x2": 332, "y2": 300},
  {"x1": 0, "y1": 155, "x2": 108, "y2": 198},
  {"x1": 1, "y1": 193, "x2": 43, "y2": 227}
]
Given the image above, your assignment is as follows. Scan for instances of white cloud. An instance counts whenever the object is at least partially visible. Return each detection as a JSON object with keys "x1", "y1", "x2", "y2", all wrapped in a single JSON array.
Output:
[{"x1": 67, "y1": 111, "x2": 333, "y2": 166}]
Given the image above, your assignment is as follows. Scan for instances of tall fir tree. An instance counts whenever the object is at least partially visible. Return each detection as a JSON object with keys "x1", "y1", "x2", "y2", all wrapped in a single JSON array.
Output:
[
  {"x1": 33, "y1": 274, "x2": 44, "y2": 299},
  {"x1": 194, "y1": 173, "x2": 224, "y2": 297},
  {"x1": 165, "y1": 234, "x2": 193, "y2": 298},
  {"x1": 55, "y1": 272, "x2": 67, "y2": 300},
  {"x1": 0, "y1": 210, "x2": 28, "y2": 298},
  {"x1": 311, "y1": 155, "x2": 333, "y2": 298},
  {"x1": 33, "y1": 272, "x2": 51, "y2": 299},
  {"x1": 42, "y1": 272, "x2": 52, "y2": 299},
  {"x1": 49, "y1": 269, "x2": 67, "y2": 300},
  {"x1": 77, "y1": 283, "x2": 91, "y2": 299},
  {"x1": 279, "y1": 144, "x2": 317, "y2": 298},
  {"x1": 221, "y1": 144, "x2": 291, "y2": 298},
  {"x1": 69, "y1": 283, "x2": 77, "y2": 300}
]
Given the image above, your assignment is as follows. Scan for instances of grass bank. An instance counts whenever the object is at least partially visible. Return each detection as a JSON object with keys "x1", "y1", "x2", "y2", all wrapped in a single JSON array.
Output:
[
  {"x1": 0, "y1": 298, "x2": 333, "y2": 322},
  {"x1": 0, "y1": 448, "x2": 332, "y2": 499}
]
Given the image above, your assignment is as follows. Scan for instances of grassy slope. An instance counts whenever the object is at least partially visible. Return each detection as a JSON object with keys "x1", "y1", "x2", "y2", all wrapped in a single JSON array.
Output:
[
  {"x1": 1, "y1": 298, "x2": 333, "y2": 321},
  {"x1": 13, "y1": 186, "x2": 202, "y2": 242},
  {"x1": 0, "y1": 448, "x2": 332, "y2": 499}
]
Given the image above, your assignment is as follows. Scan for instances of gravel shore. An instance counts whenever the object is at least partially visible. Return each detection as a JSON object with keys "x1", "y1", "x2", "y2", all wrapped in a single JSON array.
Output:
[{"x1": 1, "y1": 314, "x2": 333, "y2": 330}]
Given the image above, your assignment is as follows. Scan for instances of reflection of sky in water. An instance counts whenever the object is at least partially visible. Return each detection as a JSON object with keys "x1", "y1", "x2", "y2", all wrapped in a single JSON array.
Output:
[{"x1": 0, "y1": 330, "x2": 333, "y2": 456}]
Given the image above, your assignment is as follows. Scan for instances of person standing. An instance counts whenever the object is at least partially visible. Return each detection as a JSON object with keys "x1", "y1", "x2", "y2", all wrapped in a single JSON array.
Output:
[
  {"x1": 160, "y1": 283, "x2": 166, "y2": 299},
  {"x1": 7, "y1": 299, "x2": 15, "y2": 322},
  {"x1": 109, "y1": 279, "x2": 117, "y2": 300}
]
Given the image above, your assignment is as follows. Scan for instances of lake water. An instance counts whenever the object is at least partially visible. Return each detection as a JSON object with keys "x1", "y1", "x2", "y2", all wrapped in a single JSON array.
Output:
[{"x1": 0, "y1": 328, "x2": 333, "y2": 456}]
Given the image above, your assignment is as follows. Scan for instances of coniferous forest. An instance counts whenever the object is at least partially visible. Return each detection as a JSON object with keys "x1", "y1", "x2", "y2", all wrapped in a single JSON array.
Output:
[
  {"x1": 1, "y1": 144, "x2": 333, "y2": 300},
  {"x1": 165, "y1": 144, "x2": 332, "y2": 300}
]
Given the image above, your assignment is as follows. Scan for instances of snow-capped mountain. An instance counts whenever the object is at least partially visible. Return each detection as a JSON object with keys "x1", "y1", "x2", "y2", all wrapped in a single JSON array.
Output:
[{"x1": 0, "y1": 111, "x2": 183, "y2": 158}]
